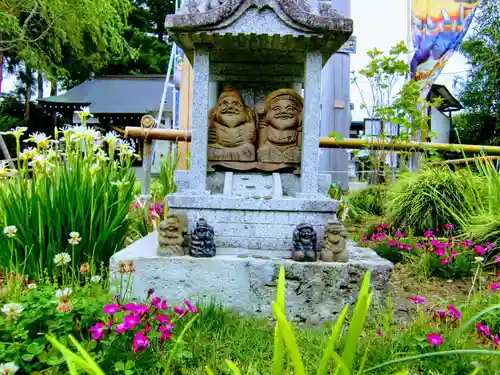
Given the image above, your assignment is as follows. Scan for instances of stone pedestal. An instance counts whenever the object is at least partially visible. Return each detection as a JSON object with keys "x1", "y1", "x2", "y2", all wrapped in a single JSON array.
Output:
[{"x1": 110, "y1": 233, "x2": 393, "y2": 324}]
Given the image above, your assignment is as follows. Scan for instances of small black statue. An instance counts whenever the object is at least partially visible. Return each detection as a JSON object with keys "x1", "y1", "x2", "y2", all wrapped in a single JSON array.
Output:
[
  {"x1": 189, "y1": 218, "x2": 216, "y2": 258},
  {"x1": 292, "y1": 223, "x2": 318, "y2": 262}
]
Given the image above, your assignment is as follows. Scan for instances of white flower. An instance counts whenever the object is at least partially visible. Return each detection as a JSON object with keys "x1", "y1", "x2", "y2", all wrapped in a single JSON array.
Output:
[
  {"x1": 89, "y1": 163, "x2": 100, "y2": 175},
  {"x1": 55, "y1": 287, "x2": 72, "y2": 298},
  {"x1": 1, "y1": 303, "x2": 23, "y2": 319},
  {"x1": 75, "y1": 106, "x2": 93, "y2": 118},
  {"x1": 0, "y1": 127, "x2": 27, "y2": 140},
  {"x1": 0, "y1": 161, "x2": 10, "y2": 177},
  {"x1": 0, "y1": 361, "x2": 19, "y2": 374},
  {"x1": 24, "y1": 132, "x2": 51, "y2": 147},
  {"x1": 68, "y1": 232, "x2": 81, "y2": 245},
  {"x1": 19, "y1": 147, "x2": 38, "y2": 160},
  {"x1": 103, "y1": 131, "x2": 120, "y2": 144},
  {"x1": 3, "y1": 226, "x2": 17, "y2": 238},
  {"x1": 27, "y1": 283, "x2": 37, "y2": 290},
  {"x1": 54, "y1": 252, "x2": 71, "y2": 266},
  {"x1": 90, "y1": 275, "x2": 101, "y2": 284},
  {"x1": 475, "y1": 256, "x2": 485, "y2": 263}
]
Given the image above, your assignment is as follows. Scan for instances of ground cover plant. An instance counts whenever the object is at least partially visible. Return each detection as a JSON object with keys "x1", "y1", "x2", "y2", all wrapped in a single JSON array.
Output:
[{"x1": 0, "y1": 109, "x2": 136, "y2": 276}]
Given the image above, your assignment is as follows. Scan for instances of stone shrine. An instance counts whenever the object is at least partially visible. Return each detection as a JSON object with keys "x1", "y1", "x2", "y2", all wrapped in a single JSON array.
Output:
[{"x1": 111, "y1": 0, "x2": 393, "y2": 324}]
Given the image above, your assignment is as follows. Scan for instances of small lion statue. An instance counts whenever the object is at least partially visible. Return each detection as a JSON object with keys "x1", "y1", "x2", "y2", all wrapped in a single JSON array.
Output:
[{"x1": 321, "y1": 219, "x2": 348, "y2": 263}]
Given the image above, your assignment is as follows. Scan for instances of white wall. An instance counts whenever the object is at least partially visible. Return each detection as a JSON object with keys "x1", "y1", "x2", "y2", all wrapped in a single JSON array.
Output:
[{"x1": 430, "y1": 108, "x2": 451, "y2": 143}]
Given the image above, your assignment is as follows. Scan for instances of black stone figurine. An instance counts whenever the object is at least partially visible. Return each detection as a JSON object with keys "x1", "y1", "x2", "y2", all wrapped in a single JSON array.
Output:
[
  {"x1": 189, "y1": 218, "x2": 216, "y2": 258},
  {"x1": 292, "y1": 223, "x2": 318, "y2": 262}
]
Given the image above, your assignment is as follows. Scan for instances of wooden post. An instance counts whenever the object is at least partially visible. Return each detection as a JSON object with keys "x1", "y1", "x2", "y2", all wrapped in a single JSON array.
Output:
[{"x1": 177, "y1": 55, "x2": 193, "y2": 170}]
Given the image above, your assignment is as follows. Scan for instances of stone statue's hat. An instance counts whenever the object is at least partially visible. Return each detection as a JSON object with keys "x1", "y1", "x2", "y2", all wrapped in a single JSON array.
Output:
[
  {"x1": 265, "y1": 89, "x2": 304, "y2": 112},
  {"x1": 218, "y1": 88, "x2": 244, "y2": 103}
]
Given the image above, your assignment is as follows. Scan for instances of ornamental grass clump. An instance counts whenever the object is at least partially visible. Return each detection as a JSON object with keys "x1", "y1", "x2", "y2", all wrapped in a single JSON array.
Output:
[{"x1": 0, "y1": 108, "x2": 136, "y2": 276}]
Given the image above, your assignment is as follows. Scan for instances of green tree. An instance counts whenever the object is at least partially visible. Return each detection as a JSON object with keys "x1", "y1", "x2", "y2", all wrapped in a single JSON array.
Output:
[
  {"x1": 456, "y1": 0, "x2": 500, "y2": 145},
  {"x1": 0, "y1": 0, "x2": 132, "y2": 91}
]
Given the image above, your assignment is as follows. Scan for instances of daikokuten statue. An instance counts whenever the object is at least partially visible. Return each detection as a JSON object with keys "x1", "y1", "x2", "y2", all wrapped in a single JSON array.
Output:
[
  {"x1": 257, "y1": 89, "x2": 303, "y2": 167},
  {"x1": 208, "y1": 88, "x2": 257, "y2": 165},
  {"x1": 292, "y1": 223, "x2": 318, "y2": 262},
  {"x1": 321, "y1": 219, "x2": 348, "y2": 263}
]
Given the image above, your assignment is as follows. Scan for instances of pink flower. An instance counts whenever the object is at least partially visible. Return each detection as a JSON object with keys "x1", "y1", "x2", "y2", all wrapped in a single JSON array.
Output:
[
  {"x1": 155, "y1": 314, "x2": 171, "y2": 324},
  {"x1": 463, "y1": 240, "x2": 473, "y2": 247},
  {"x1": 447, "y1": 305, "x2": 462, "y2": 320},
  {"x1": 395, "y1": 231, "x2": 404, "y2": 239},
  {"x1": 360, "y1": 236, "x2": 368, "y2": 243},
  {"x1": 151, "y1": 297, "x2": 161, "y2": 307},
  {"x1": 145, "y1": 322, "x2": 152, "y2": 333},
  {"x1": 184, "y1": 300, "x2": 199, "y2": 314},
  {"x1": 133, "y1": 331, "x2": 149, "y2": 353},
  {"x1": 387, "y1": 240, "x2": 399, "y2": 247},
  {"x1": 410, "y1": 296, "x2": 426, "y2": 304},
  {"x1": 158, "y1": 324, "x2": 175, "y2": 342},
  {"x1": 474, "y1": 245, "x2": 486, "y2": 255},
  {"x1": 495, "y1": 256, "x2": 500, "y2": 264},
  {"x1": 121, "y1": 313, "x2": 141, "y2": 330},
  {"x1": 476, "y1": 323, "x2": 491, "y2": 337},
  {"x1": 444, "y1": 224, "x2": 454, "y2": 230},
  {"x1": 103, "y1": 304, "x2": 121, "y2": 315},
  {"x1": 424, "y1": 231, "x2": 434, "y2": 238},
  {"x1": 405, "y1": 245, "x2": 412, "y2": 252},
  {"x1": 450, "y1": 250, "x2": 457, "y2": 257},
  {"x1": 435, "y1": 247, "x2": 446, "y2": 257},
  {"x1": 380, "y1": 223, "x2": 388, "y2": 229},
  {"x1": 377, "y1": 329, "x2": 384, "y2": 336},
  {"x1": 134, "y1": 304, "x2": 149, "y2": 315},
  {"x1": 431, "y1": 239, "x2": 441, "y2": 246},
  {"x1": 116, "y1": 323, "x2": 128, "y2": 334},
  {"x1": 426, "y1": 333, "x2": 443, "y2": 346},
  {"x1": 487, "y1": 243, "x2": 496, "y2": 249},
  {"x1": 174, "y1": 306, "x2": 187, "y2": 316},
  {"x1": 494, "y1": 334, "x2": 500, "y2": 347},
  {"x1": 490, "y1": 283, "x2": 500, "y2": 291},
  {"x1": 376, "y1": 226, "x2": 383, "y2": 233},
  {"x1": 415, "y1": 243, "x2": 422, "y2": 248},
  {"x1": 440, "y1": 258, "x2": 452, "y2": 265},
  {"x1": 433, "y1": 311, "x2": 447, "y2": 321},
  {"x1": 122, "y1": 302, "x2": 138, "y2": 312},
  {"x1": 89, "y1": 322, "x2": 107, "y2": 341}
]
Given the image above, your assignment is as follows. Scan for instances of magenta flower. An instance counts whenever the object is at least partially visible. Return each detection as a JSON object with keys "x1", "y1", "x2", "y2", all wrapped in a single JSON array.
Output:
[
  {"x1": 426, "y1": 333, "x2": 443, "y2": 346},
  {"x1": 184, "y1": 300, "x2": 199, "y2": 314},
  {"x1": 395, "y1": 231, "x2": 404, "y2": 239},
  {"x1": 377, "y1": 329, "x2": 384, "y2": 336},
  {"x1": 404, "y1": 245, "x2": 412, "y2": 252},
  {"x1": 476, "y1": 323, "x2": 491, "y2": 337},
  {"x1": 474, "y1": 245, "x2": 486, "y2": 255},
  {"x1": 151, "y1": 297, "x2": 161, "y2": 307},
  {"x1": 135, "y1": 304, "x2": 149, "y2": 315},
  {"x1": 494, "y1": 334, "x2": 500, "y2": 347},
  {"x1": 155, "y1": 314, "x2": 171, "y2": 324},
  {"x1": 122, "y1": 302, "x2": 138, "y2": 312},
  {"x1": 174, "y1": 306, "x2": 187, "y2": 316},
  {"x1": 145, "y1": 322, "x2": 152, "y2": 333},
  {"x1": 360, "y1": 236, "x2": 368, "y2": 243},
  {"x1": 434, "y1": 311, "x2": 447, "y2": 321},
  {"x1": 424, "y1": 231, "x2": 434, "y2": 238},
  {"x1": 116, "y1": 323, "x2": 128, "y2": 334},
  {"x1": 450, "y1": 250, "x2": 457, "y2": 257},
  {"x1": 380, "y1": 223, "x2": 388, "y2": 229},
  {"x1": 410, "y1": 296, "x2": 426, "y2": 304},
  {"x1": 447, "y1": 305, "x2": 462, "y2": 320},
  {"x1": 388, "y1": 240, "x2": 398, "y2": 247},
  {"x1": 376, "y1": 226, "x2": 383, "y2": 233},
  {"x1": 487, "y1": 243, "x2": 496, "y2": 249},
  {"x1": 415, "y1": 243, "x2": 422, "y2": 248},
  {"x1": 133, "y1": 331, "x2": 149, "y2": 353},
  {"x1": 122, "y1": 313, "x2": 141, "y2": 330},
  {"x1": 435, "y1": 247, "x2": 446, "y2": 257},
  {"x1": 103, "y1": 304, "x2": 121, "y2": 315},
  {"x1": 89, "y1": 322, "x2": 107, "y2": 341},
  {"x1": 495, "y1": 256, "x2": 500, "y2": 264},
  {"x1": 463, "y1": 240, "x2": 473, "y2": 247},
  {"x1": 158, "y1": 325, "x2": 175, "y2": 342},
  {"x1": 444, "y1": 224, "x2": 454, "y2": 230},
  {"x1": 431, "y1": 239, "x2": 441, "y2": 246},
  {"x1": 490, "y1": 283, "x2": 500, "y2": 291},
  {"x1": 440, "y1": 258, "x2": 452, "y2": 265}
]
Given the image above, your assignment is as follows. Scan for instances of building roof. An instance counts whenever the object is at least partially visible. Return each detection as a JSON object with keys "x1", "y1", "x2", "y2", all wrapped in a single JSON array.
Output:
[
  {"x1": 38, "y1": 75, "x2": 173, "y2": 114},
  {"x1": 427, "y1": 84, "x2": 462, "y2": 112}
]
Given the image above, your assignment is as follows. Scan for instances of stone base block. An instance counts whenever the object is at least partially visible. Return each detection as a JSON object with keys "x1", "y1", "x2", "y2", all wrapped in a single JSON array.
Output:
[{"x1": 110, "y1": 233, "x2": 393, "y2": 324}]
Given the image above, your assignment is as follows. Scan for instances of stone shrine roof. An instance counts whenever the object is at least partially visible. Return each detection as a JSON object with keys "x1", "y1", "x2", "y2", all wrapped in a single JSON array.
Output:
[{"x1": 165, "y1": 0, "x2": 353, "y2": 62}]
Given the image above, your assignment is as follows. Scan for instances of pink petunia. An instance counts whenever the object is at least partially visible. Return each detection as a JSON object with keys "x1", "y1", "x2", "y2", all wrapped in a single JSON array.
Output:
[
  {"x1": 103, "y1": 304, "x2": 121, "y2": 315},
  {"x1": 151, "y1": 297, "x2": 161, "y2": 307},
  {"x1": 474, "y1": 245, "x2": 486, "y2": 255},
  {"x1": 134, "y1": 304, "x2": 149, "y2": 315},
  {"x1": 463, "y1": 240, "x2": 473, "y2": 248},
  {"x1": 444, "y1": 224, "x2": 454, "y2": 230},
  {"x1": 388, "y1": 240, "x2": 399, "y2": 247},
  {"x1": 447, "y1": 305, "x2": 462, "y2": 320},
  {"x1": 380, "y1": 223, "x2": 388, "y2": 229},
  {"x1": 174, "y1": 306, "x2": 187, "y2": 316},
  {"x1": 122, "y1": 302, "x2": 138, "y2": 312},
  {"x1": 122, "y1": 313, "x2": 141, "y2": 330},
  {"x1": 435, "y1": 247, "x2": 446, "y2": 257},
  {"x1": 426, "y1": 333, "x2": 443, "y2": 346},
  {"x1": 184, "y1": 300, "x2": 199, "y2": 314},
  {"x1": 89, "y1": 322, "x2": 107, "y2": 341},
  {"x1": 155, "y1": 314, "x2": 171, "y2": 324},
  {"x1": 476, "y1": 323, "x2": 491, "y2": 337},
  {"x1": 431, "y1": 239, "x2": 441, "y2": 246},
  {"x1": 490, "y1": 283, "x2": 500, "y2": 291},
  {"x1": 133, "y1": 331, "x2": 149, "y2": 353},
  {"x1": 395, "y1": 231, "x2": 404, "y2": 239},
  {"x1": 424, "y1": 231, "x2": 434, "y2": 238},
  {"x1": 410, "y1": 296, "x2": 426, "y2": 304}
]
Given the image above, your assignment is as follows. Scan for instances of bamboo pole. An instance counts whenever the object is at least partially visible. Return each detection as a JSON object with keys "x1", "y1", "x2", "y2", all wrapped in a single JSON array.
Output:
[
  {"x1": 125, "y1": 127, "x2": 500, "y2": 155},
  {"x1": 429, "y1": 155, "x2": 500, "y2": 167}
]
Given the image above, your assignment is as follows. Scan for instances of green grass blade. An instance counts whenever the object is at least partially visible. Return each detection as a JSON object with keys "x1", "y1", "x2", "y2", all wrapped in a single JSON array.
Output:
[
  {"x1": 357, "y1": 344, "x2": 371, "y2": 375},
  {"x1": 271, "y1": 301, "x2": 306, "y2": 375},
  {"x1": 331, "y1": 351, "x2": 349, "y2": 375},
  {"x1": 68, "y1": 335, "x2": 106, "y2": 375},
  {"x1": 163, "y1": 314, "x2": 199, "y2": 375},
  {"x1": 226, "y1": 360, "x2": 242, "y2": 375},
  {"x1": 453, "y1": 304, "x2": 500, "y2": 341},
  {"x1": 46, "y1": 334, "x2": 95, "y2": 373},
  {"x1": 205, "y1": 367, "x2": 216, "y2": 375},
  {"x1": 316, "y1": 304, "x2": 349, "y2": 375},
  {"x1": 341, "y1": 271, "x2": 372, "y2": 374},
  {"x1": 272, "y1": 266, "x2": 286, "y2": 375}
]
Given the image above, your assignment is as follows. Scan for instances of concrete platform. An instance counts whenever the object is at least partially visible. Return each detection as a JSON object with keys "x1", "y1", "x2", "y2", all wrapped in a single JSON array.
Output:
[{"x1": 110, "y1": 232, "x2": 393, "y2": 324}]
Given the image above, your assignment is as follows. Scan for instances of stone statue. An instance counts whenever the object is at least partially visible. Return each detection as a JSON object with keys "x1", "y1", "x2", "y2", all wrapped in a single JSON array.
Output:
[
  {"x1": 178, "y1": 0, "x2": 225, "y2": 14},
  {"x1": 257, "y1": 89, "x2": 303, "y2": 166},
  {"x1": 321, "y1": 219, "x2": 348, "y2": 262},
  {"x1": 158, "y1": 215, "x2": 187, "y2": 256},
  {"x1": 208, "y1": 88, "x2": 257, "y2": 163},
  {"x1": 189, "y1": 218, "x2": 216, "y2": 258},
  {"x1": 292, "y1": 223, "x2": 318, "y2": 262}
]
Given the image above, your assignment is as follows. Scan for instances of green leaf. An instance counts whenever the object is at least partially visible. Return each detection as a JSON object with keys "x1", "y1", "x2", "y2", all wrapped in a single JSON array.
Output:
[
  {"x1": 206, "y1": 367, "x2": 216, "y2": 375},
  {"x1": 272, "y1": 266, "x2": 286, "y2": 375},
  {"x1": 125, "y1": 360, "x2": 135, "y2": 369},
  {"x1": 22, "y1": 354, "x2": 34, "y2": 361},
  {"x1": 115, "y1": 361, "x2": 125, "y2": 371},
  {"x1": 226, "y1": 360, "x2": 242, "y2": 375}
]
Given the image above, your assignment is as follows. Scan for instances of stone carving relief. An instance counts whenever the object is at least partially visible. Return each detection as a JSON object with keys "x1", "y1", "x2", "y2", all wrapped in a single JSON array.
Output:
[
  {"x1": 177, "y1": 0, "x2": 226, "y2": 14},
  {"x1": 257, "y1": 89, "x2": 302, "y2": 166},
  {"x1": 208, "y1": 88, "x2": 257, "y2": 166},
  {"x1": 321, "y1": 219, "x2": 348, "y2": 262},
  {"x1": 292, "y1": 223, "x2": 317, "y2": 262},
  {"x1": 189, "y1": 218, "x2": 216, "y2": 258},
  {"x1": 157, "y1": 215, "x2": 187, "y2": 256}
]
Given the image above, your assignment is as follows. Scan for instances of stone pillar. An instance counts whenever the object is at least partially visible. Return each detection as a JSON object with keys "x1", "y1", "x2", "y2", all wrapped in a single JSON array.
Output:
[
  {"x1": 209, "y1": 81, "x2": 219, "y2": 109},
  {"x1": 190, "y1": 46, "x2": 210, "y2": 194},
  {"x1": 301, "y1": 51, "x2": 322, "y2": 195}
]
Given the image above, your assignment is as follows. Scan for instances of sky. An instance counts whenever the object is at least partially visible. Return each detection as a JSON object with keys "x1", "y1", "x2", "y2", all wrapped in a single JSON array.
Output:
[{"x1": 1, "y1": 0, "x2": 471, "y2": 122}]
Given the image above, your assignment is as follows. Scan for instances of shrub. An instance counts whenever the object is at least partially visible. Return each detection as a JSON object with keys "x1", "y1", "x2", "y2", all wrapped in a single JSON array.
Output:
[
  {"x1": 385, "y1": 167, "x2": 481, "y2": 235},
  {"x1": 0, "y1": 111, "x2": 136, "y2": 276},
  {"x1": 347, "y1": 184, "x2": 388, "y2": 220}
]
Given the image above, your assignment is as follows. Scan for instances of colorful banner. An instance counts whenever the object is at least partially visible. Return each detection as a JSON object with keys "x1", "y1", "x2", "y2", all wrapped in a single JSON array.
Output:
[{"x1": 410, "y1": 0, "x2": 479, "y2": 98}]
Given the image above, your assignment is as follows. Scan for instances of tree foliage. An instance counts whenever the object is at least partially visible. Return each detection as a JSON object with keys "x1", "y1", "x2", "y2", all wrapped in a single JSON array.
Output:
[{"x1": 456, "y1": 0, "x2": 500, "y2": 145}]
